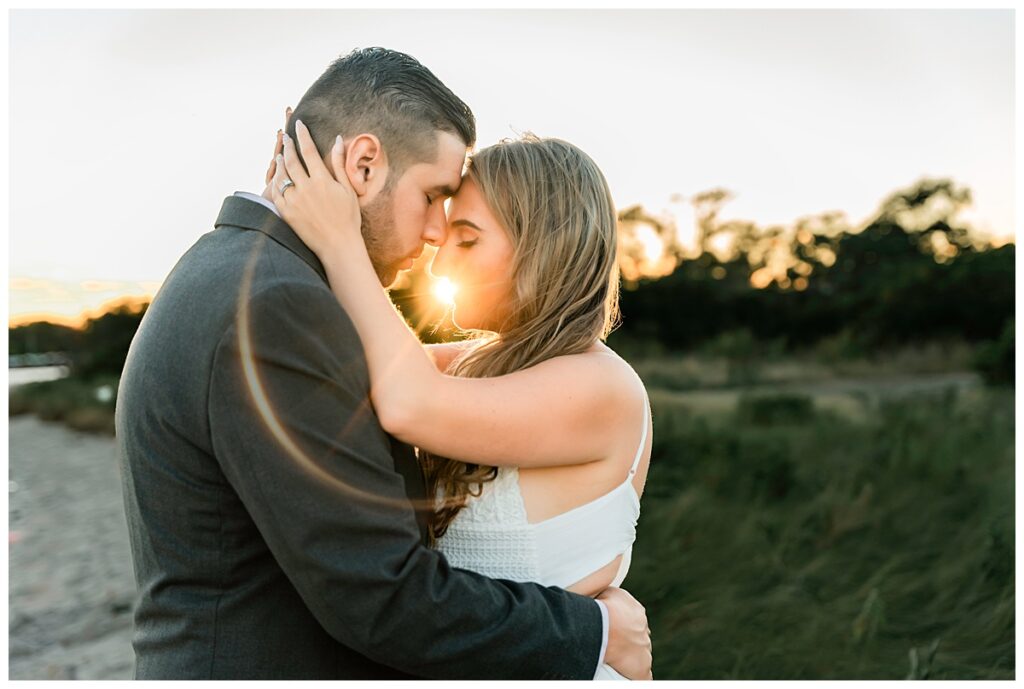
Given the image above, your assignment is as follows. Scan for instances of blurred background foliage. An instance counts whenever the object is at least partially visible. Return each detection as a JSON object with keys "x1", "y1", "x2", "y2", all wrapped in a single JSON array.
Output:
[{"x1": 8, "y1": 176, "x2": 1014, "y2": 678}]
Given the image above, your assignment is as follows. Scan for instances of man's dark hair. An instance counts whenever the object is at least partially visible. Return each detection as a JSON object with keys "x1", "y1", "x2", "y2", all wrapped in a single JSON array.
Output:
[{"x1": 286, "y1": 47, "x2": 475, "y2": 178}]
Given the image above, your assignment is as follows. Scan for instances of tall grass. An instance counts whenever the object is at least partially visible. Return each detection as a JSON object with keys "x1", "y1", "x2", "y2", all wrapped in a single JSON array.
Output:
[
  {"x1": 629, "y1": 384, "x2": 1014, "y2": 679},
  {"x1": 7, "y1": 354, "x2": 1014, "y2": 678}
]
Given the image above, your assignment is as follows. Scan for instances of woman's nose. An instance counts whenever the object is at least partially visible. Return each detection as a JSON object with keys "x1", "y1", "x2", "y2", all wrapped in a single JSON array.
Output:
[{"x1": 429, "y1": 238, "x2": 458, "y2": 279}]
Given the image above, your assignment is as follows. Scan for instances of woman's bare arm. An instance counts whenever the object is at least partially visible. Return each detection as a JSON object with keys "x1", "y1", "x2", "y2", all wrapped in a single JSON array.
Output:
[{"x1": 271, "y1": 122, "x2": 640, "y2": 469}]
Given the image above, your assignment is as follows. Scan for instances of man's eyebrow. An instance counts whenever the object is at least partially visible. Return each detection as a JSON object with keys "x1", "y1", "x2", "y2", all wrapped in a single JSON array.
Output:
[
  {"x1": 432, "y1": 184, "x2": 458, "y2": 196},
  {"x1": 451, "y1": 219, "x2": 485, "y2": 232}
]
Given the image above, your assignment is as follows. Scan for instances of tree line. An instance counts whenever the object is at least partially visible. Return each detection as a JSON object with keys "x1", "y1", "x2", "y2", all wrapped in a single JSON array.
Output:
[{"x1": 9, "y1": 178, "x2": 1013, "y2": 384}]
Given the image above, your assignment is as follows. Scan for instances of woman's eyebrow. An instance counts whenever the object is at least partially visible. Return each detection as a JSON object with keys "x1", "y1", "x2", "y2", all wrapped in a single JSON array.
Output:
[{"x1": 451, "y1": 219, "x2": 485, "y2": 232}]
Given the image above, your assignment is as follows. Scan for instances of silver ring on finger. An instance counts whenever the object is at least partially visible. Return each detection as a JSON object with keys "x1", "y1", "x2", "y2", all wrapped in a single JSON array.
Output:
[{"x1": 279, "y1": 178, "x2": 295, "y2": 195}]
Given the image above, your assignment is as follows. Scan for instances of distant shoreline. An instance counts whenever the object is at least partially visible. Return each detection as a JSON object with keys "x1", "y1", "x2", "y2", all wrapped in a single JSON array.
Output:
[{"x1": 9, "y1": 365, "x2": 70, "y2": 389}]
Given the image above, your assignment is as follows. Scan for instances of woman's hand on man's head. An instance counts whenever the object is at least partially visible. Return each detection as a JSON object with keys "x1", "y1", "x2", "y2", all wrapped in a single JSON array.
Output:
[{"x1": 270, "y1": 118, "x2": 363, "y2": 261}]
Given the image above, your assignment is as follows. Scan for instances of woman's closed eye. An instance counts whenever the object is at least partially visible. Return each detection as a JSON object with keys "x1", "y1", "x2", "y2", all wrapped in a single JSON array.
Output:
[{"x1": 456, "y1": 239, "x2": 478, "y2": 249}]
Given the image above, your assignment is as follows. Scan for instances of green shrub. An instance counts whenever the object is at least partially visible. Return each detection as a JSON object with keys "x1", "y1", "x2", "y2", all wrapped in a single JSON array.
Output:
[
  {"x1": 8, "y1": 376, "x2": 118, "y2": 432},
  {"x1": 973, "y1": 319, "x2": 1014, "y2": 386}
]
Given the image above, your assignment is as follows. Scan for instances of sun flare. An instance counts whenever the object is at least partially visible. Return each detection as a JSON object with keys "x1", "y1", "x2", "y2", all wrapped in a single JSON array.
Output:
[{"x1": 432, "y1": 277, "x2": 458, "y2": 306}]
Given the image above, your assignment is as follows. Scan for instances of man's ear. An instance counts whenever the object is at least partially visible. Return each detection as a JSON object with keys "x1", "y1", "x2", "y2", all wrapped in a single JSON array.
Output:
[{"x1": 341, "y1": 133, "x2": 389, "y2": 199}]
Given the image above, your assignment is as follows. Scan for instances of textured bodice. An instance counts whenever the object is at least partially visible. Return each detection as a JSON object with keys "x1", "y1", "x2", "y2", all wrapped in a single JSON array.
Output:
[{"x1": 435, "y1": 466, "x2": 542, "y2": 583}]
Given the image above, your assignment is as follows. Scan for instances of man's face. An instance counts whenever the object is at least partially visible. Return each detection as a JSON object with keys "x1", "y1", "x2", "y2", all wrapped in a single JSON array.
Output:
[{"x1": 361, "y1": 131, "x2": 468, "y2": 287}]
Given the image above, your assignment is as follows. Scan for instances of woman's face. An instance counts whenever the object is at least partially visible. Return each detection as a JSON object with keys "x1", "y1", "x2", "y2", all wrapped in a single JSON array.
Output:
[{"x1": 429, "y1": 176, "x2": 516, "y2": 331}]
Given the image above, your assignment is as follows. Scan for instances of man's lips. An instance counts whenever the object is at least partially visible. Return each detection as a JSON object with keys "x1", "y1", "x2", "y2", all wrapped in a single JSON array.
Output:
[{"x1": 400, "y1": 251, "x2": 423, "y2": 268}]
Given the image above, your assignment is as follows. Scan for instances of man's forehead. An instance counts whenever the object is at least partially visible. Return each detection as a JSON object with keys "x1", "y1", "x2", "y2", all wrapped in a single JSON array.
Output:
[
  {"x1": 404, "y1": 157, "x2": 459, "y2": 184},
  {"x1": 431, "y1": 142, "x2": 470, "y2": 193},
  {"x1": 403, "y1": 131, "x2": 468, "y2": 192}
]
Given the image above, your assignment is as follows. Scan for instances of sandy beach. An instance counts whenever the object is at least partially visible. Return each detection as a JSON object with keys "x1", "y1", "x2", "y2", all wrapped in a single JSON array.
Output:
[{"x1": 9, "y1": 415, "x2": 135, "y2": 680}]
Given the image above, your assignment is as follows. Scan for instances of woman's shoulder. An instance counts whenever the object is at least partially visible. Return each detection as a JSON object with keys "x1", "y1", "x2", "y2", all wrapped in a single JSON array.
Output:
[
  {"x1": 582, "y1": 342, "x2": 643, "y2": 382},
  {"x1": 541, "y1": 342, "x2": 646, "y2": 414}
]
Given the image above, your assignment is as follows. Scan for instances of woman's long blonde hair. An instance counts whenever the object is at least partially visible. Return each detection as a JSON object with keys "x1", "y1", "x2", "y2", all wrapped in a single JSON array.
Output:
[{"x1": 422, "y1": 134, "x2": 621, "y2": 544}]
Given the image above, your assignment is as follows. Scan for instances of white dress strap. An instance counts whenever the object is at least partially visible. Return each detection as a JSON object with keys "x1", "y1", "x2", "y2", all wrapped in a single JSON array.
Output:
[{"x1": 627, "y1": 387, "x2": 650, "y2": 478}]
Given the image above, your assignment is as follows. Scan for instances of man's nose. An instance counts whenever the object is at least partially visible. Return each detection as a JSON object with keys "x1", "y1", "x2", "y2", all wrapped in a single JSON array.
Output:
[{"x1": 422, "y1": 201, "x2": 448, "y2": 248}]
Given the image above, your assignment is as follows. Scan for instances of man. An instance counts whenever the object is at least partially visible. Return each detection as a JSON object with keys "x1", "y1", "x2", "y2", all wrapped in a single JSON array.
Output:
[{"x1": 117, "y1": 47, "x2": 651, "y2": 679}]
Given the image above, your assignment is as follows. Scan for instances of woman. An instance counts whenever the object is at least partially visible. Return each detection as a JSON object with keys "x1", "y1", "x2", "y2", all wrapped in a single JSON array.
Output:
[{"x1": 271, "y1": 122, "x2": 652, "y2": 680}]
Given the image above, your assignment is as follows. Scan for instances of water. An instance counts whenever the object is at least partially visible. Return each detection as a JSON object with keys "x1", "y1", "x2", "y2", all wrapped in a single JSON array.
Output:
[{"x1": 8, "y1": 365, "x2": 70, "y2": 389}]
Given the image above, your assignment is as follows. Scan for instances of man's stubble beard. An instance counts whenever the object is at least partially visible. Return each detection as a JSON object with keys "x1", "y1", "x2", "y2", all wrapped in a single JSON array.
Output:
[{"x1": 360, "y1": 184, "x2": 405, "y2": 288}]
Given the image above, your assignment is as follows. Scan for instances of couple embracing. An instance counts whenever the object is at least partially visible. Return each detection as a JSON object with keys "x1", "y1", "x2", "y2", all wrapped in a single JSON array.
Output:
[{"x1": 117, "y1": 47, "x2": 654, "y2": 680}]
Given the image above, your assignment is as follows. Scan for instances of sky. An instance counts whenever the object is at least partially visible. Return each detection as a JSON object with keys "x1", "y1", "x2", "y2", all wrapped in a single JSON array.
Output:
[{"x1": 8, "y1": 8, "x2": 1016, "y2": 325}]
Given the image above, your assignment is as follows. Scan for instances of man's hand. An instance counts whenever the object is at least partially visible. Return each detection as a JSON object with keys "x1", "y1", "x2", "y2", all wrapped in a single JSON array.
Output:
[{"x1": 598, "y1": 587, "x2": 653, "y2": 680}]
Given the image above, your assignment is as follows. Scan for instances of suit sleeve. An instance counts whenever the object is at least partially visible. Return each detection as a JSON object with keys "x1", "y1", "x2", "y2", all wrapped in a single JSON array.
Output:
[{"x1": 207, "y1": 278, "x2": 603, "y2": 680}]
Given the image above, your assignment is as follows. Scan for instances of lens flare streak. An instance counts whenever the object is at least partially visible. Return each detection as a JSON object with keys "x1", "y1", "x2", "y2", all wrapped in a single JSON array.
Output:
[{"x1": 237, "y1": 239, "x2": 430, "y2": 509}]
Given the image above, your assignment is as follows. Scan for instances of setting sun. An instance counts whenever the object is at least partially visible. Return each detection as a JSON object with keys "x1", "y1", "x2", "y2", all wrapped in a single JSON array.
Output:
[
  {"x1": 432, "y1": 277, "x2": 458, "y2": 306},
  {"x1": 634, "y1": 225, "x2": 665, "y2": 264}
]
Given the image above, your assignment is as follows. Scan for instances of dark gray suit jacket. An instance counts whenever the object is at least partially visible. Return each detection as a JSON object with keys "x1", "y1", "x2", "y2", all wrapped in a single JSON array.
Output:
[{"x1": 115, "y1": 195, "x2": 603, "y2": 679}]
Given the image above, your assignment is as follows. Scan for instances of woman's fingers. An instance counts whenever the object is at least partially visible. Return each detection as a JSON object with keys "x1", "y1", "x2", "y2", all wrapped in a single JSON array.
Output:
[
  {"x1": 330, "y1": 135, "x2": 356, "y2": 196},
  {"x1": 278, "y1": 107, "x2": 292, "y2": 164},
  {"x1": 295, "y1": 120, "x2": 329, "y2": 180},
  {"x1": 264, "y1": 107, "x2": 292, "y2": 185},
  {"x1": 270, "y1": 154, "x2": 292, "y2": 208},
  {"x1": 281, "y1": 129, "x2": 308, "y2": 186},
  {"x1": 270, "y1": 154, "x2": 284, "y2": 205},
  {"x1": 265, "y1": 129, "x2": 283, "y2": 184}
]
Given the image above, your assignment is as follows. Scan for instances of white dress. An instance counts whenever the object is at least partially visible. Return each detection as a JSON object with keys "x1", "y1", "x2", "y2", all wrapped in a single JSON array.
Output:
[{"x1": 435, "y1": 387, "x2": 650, "y2": 680}]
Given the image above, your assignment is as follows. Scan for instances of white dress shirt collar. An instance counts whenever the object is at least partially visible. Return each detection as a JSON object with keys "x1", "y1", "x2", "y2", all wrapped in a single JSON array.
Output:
[{"x1": 233, "y1": 191, "x2": 282, "y2": 219}]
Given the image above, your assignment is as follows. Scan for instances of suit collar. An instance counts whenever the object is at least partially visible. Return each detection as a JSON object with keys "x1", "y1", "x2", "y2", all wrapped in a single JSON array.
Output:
[{"x1": 214, "y1": 195, "x2": 328, "y2": 283}]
